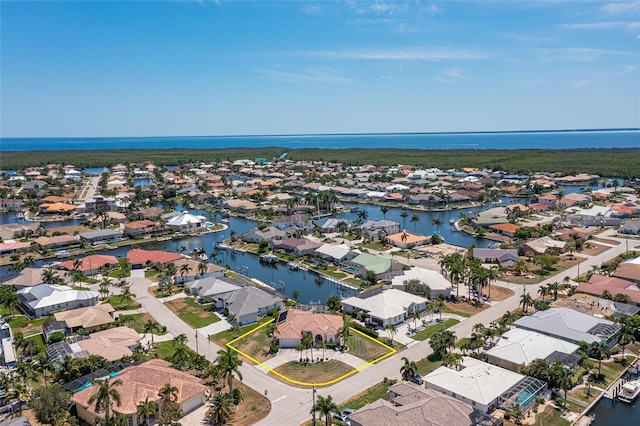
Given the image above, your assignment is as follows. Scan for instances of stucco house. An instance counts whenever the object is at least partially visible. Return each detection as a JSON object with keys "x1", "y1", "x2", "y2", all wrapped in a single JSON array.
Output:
[
  {"x1": 276, "y1": 308, "x2": 343, "y2": 348},
  {"x1": 17, "y1": 284, "x2": 99, "y2": 318}
]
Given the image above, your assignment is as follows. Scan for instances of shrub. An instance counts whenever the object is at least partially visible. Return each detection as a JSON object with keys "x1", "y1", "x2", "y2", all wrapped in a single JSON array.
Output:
[
  {"x1": 48, "y1": 331, "x2": 65, "y2": 344},
  {"x1": 351, "y1": 323, "x2": 379, "y2": 339}
]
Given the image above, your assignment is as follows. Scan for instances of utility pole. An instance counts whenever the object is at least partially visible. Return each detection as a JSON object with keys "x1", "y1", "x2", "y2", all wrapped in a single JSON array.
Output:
[
  {"x1": 312, "y1": 384, "x2": 316, "y2": 426},
  {"x1": 195, "y1": 330, "x2": 199, "y2": 355}
]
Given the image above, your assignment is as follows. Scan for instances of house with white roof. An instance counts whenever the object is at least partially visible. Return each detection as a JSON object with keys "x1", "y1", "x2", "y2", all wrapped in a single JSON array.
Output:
[
  {"x1": 314, "y1": 243, "x2": 358, "y2": 264},
  {"x1": 486, "y1": 328, "x2": 581, "y2": 372},
  {"x1": 166, "y1": 211, "x2": 205, "y2": 232},
  {"x1": 341, "y1": 288, "x2": 428, "y2": 327},
  {"x1": 17, "y1": 284, "x2": 99, "y2": 318},
  {"x1": 514, "y1": 307, "x2": 620, "y2": 347},
  {"x1": 423, "y1": 357, "x2": 547, "y2": 413},
  {"x1": 390, "y1": 267, "x2": 452, "y2": 299}
]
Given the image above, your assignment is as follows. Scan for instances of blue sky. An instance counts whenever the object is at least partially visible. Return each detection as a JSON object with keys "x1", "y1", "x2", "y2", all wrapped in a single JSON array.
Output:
[{"x1": 1, "y1": 1, "x2": 639, "y2": 137}]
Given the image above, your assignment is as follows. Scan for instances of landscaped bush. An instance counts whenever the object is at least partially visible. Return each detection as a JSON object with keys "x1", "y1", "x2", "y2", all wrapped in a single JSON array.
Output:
[
  {"x1": 351, "y1": 323, "x2": 379, "y2": 339},
  {"x1": 48, "y1": 331, "x2": 65, "y2": 343}
]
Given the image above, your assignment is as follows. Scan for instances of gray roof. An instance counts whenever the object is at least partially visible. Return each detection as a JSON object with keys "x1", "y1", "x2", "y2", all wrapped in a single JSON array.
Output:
[
  {"x1": 220, "y1": 286, "x2": 283, "y2": 317},
  {"x1": 79, "y1": 229, "x2": 122, "y2": 239},
  {"x1": 514, "y1": 308, "x2": 620, "y2": 344},
  {"x1": 186, "y1": 276, "x2": 240, "y2": 298}
]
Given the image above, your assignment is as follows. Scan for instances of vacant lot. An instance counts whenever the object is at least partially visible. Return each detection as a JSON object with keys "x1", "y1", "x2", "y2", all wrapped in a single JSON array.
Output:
[
  {"x1": 413, "y1": 318, "x2": 459, "y2": 341},
  {"x1": 165, "y1": 297, "x2": 220, "y2": 328},
  {"x1": 345, "y1": 332, "x2": 393, "y2": 363},
  {"x1": 229, "y1": 324, "x2": 275, "y2": 363},
  {"x1": 271, "y1": 360, "x2": 355, "y2": 387}
]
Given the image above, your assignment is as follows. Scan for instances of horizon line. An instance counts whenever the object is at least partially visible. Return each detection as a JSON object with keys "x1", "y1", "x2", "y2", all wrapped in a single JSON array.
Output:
[{"x1": 1, "y1": 127, "x2": 639, "y2": 140}]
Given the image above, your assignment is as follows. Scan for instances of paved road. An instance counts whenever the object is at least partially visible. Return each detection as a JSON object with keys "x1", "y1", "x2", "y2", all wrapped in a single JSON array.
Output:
[{"x1": 130, "y1": 231, "x2": 636, "y2": 426}]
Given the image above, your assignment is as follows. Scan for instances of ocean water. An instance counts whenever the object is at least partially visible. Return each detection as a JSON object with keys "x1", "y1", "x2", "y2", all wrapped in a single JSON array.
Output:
[{"x1": 1, "y1": 129, "x2": 639, "y2": 151}]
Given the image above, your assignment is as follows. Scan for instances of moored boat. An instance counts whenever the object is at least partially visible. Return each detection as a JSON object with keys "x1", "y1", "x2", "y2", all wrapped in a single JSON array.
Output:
[{"x1": 618, "y1": 379, "x2": 640, "y2": 403}]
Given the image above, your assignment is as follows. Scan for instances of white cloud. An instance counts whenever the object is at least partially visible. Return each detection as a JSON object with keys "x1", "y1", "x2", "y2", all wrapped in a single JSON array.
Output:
[
  {"x1": 536, "y1": 47, "x2": 637, "y2": 62},
  {"x1": 601, "y1": 2, "x2": 640, "y2": 15},
  {"x1": 442, "y1": 68, "x2": 463, "y2": 79},
  {"x1": 380, "y1": 75, "x2": 394, "y2": 80},
  {"x1": 257, "y1": 67, "x2": 352, "y2": 84},
  {"x1": 301, "y1": 4, "x2": 322, "y2": 15},
  {"x1": 305, "y1": 48, "x2": 488, "y2": 61},
  {"x1": 562, "y1": 21, "x2": 640, "y2": 31},
  {"x1": 571, "y1": 80, "x2": 592, "y2": 88},
  {"x1": 621, "y1": 64, "x2": 639, "y2": 74}
]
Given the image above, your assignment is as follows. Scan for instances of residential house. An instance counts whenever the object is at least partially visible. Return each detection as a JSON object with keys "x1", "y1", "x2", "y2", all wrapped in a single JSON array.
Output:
[
  {"x1": 0, "y1": 242, "x2": 31, "y2": 256},
  {"x1": 123, "y1": 220, "x2": 158, "y2": 238},
  {"x1": 577, "y1": 275, "x2": 640, "y2": 305},
  {"x1": 314, "y1": 243, "x2": 357, "y2": 264},
  {"x1": 17, "y1": 284, "x2": 99, "y2": 317},
  {"x1": 2, "y1": 267, "x2": 68, "y2": 289},
  {"x1": 78, "y1": 229, "x2": 122, "y2": 245},
  {"x1": 76, "y1": 326, "x2": 142, "y2": 362},
  {"x1": 59, "y1": 255, "x2": 119, "y2": 276},
  {"x1": 342, "y1": 288, "x2": 428, "y2": 327},
  {"x1": 126, "y1": 249, "x2": 184, "y2": 269},
  {"x1": 514, "y1": 308, "x2": 620, "y2": 347},
  {"x1": 72, "y1": 359, "x2": 207, "y2": 426},
  {"x1": 0, "y1": 223, "x2": 40, "y2": 240},
  {"x1": 344, "y1": 252, "x2": 403, "y2": 279},
  {"x1": 486, "y1": 328, "x2": 581, "y2": 372},
  {"x1": 275, "y1": 308, "x2": 343, "y2": 348},
  {"x1": 53, "y1": 304, "x2": 116, "y2": 332},
  {"x1": 185, "y1": 276, "x2": 241, "y2": 300},
  {"x1": 386, "y1": 231, "x2": 430, "y2": 249},
  {"x1": 519, "y1": 236, "x2": 567, "y2": 256},
  {"x1": 272, "y1": 238, "x2": 322, "y2": 256},
  {"x1": 473, "y1": 248, "x2": 520, "y2": 268},
  {"x1": 166, "y1": 211, "x2": 205, "y2": 232},
  {"x1": 612, "y1": 260, "x2": 640, "y2": 284},
  {"x1": 390, "y1": 268, "x2": 452, "y2": 299},
  {"x1": 242, "y1": 226, "x2": 288, "y2": 244},
  {"x1": 423, "y1": 357, "x2": 547, "y2": 414},
  {"x1": 489, "y1": 223, "x2": 520, "y2": 238},
  {"x1": 34, "y1": 235, "x2": 79, "y2": 250},
  {"x1": 349, "y1": 382, "x2": 496, "y2": 426},
  {"x1": 315, "y1": 218, "x2": 351, "y2": 233},
  {"x1": 173, "y1": 258, "x2": 225, "y2": 284},
  {"x1": 360, "y1": 220, "x2": 400, "y2": 241},
  {"x1": 273, "y1": 214, "x2": 312, "y2": 232},
  {"x1": 217, "y1": 286, "x2": 283, "y2": 325}
]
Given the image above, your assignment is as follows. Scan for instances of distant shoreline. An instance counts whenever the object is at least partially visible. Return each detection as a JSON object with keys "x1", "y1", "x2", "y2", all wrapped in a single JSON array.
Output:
[
  {"x1": 2, "y1": 147, "x2": 640, "y2": 178},
  {"x1": 2, "y1": 127, "x2": 638, "y2": 140}
]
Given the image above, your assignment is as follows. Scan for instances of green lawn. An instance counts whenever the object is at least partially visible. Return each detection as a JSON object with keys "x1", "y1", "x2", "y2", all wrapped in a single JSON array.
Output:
[
  {"x1": 104, "y1": 295, "x2": 140, "y2": 310},
  {"x1": 153, "y1": 340, "x2": 197, "y2": 362},
  {"x1": 8, "y1": 315, "x2": 52, "y2": 337},
  {"x1": 24, "y1": 334, "x2": 46, "y2": 355},
  {"x1": 165, "y1": 297, "x2": 220, "y2": 329},
  {"x1": 339, "y1": 380, "x2": 395, "y2": 411},
  {"x1": 345, "y1": 332, "x2": 393, "y2": 363},
  {"x1": 412, "y1": 319, "x2": 459, "y2": 341},
  {"x1": 597, "y1": 357, "x2": 633, "y2": 385},
  {"x1": 212, "y1": 317, "x2": 272, "y2": 345},
  {"x1": 415, "y1": 355, "x2": 442, "y2": 376},
  {"x1": 118, "y1": 313, "x2": 167, "y2": 335},
  {"x1": 530, "y1": 405, "x2": 570, "y2": 426},
  {"x1": 443, "y1": 306, "x2": 471, "y2": 318}
]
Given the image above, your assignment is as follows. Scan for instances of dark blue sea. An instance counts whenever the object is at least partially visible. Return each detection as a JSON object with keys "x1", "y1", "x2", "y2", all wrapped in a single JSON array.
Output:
[{"x1": 1, "y1": 129, "x2": 639, "y2": 151}]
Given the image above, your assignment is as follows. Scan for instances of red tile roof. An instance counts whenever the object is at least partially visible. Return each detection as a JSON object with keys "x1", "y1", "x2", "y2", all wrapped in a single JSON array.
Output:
[{"x1": 127, "y1": 249, "x2": 183, "y2": 265}]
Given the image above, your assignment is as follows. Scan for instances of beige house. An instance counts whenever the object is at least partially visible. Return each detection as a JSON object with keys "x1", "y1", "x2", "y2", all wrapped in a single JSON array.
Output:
[
  {"x1": 73, "y1": 359, "x2": 207, "y2": 425},
  {"x1": 276, "y1": 309, "x2": 343, "y2": 348}
]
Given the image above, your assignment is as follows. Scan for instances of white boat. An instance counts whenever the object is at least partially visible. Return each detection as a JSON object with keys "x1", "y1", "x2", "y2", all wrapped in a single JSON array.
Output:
[
  {"x1": 618, "y1": 379, "x2": 640, "y2": 403},
  {"x1": 55, "y1": 250, "x2": 71, "y2": 258},
  {"x1": 260, "y1": 253, "x2": 279, "y2": 264}
]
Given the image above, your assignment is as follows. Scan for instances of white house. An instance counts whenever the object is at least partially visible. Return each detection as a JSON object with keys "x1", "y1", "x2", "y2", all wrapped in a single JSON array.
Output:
[
  {"x1": 342, "y1": 288, "x2": 428, "y2": 327},
  {"x1": 423, "y1": 357, "x2": 547, "y2": 413},
  {"x1": 391, "y1": 267, "x2": 452, "y2": 299},
  {"x1": 17, "y1": 284, "x2": 99, "y2": 318},
  {"x1": 166, "y1": 211, "x2": 205, "y2": 232}
]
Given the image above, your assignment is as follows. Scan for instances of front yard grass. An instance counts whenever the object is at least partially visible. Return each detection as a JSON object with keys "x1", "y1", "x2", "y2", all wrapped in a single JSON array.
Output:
[
  {"x1": 597, "y1": 357, "x2": 633, "y2": 385},
  {"x1": 271, "y1": 359, "x2": 355, "y2": 387},
  {"x1": 165, "y1": 297, "x2": 220, "y2": 328},
  {"x1": 339, "y1": 380, "x2": 395, "y2": 410},
  {"x1": 211, "y1": 317, "x2": 272, "y2": 346},
  {"x1": 104, "y1": 295, "x2": 140, "y2": 310},
  {"x1": 118, "y1": 313, "x2": 167, "y2": 335},
  {"x1": 415, "y1": 354, "x2": 442, "y2": 376},
  {"x1": 412, "y1": 318, "x2": 459, "y2": 341},
  {"x1": 227, "y1": 323, "x2": 275, "y2": 363},
  {"x1": 345, "y1": 332, "x2": 393, "y2": 363}
]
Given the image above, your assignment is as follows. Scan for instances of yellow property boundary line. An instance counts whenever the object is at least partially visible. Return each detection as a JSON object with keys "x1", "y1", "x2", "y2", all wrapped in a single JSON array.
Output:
[{"x1": 226, "y1": 318, "x2": 397, "y2": 387}]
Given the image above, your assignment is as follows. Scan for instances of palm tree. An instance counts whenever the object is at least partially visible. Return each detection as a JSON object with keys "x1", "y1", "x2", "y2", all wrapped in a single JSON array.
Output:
[
  {"x1": 617, "y1": 315, "x2": 635, "y2": 360},
  {"x1": 312, "y1": 394, "x2": 339, "y2": 426},
  {"x1": 143, "y1": 320, "x2": 160, "y2": 347},
  {"x1": 216, "y1": 347, "x2": 243, "y2": 397},
  {"x1": 520, "y1": 293, "x2": 534, "y2": 313},
  {"x1": 42, "y1": 268, "x2": 60, "y2": 284},
  {"x1": 537, "y1": 285, "x2": 549, "y2": 302},
  {"x1": 380, "y1": 205, "x2": 389, "y2": 220},
  {"x1": 291, "y1": 290, "x2": 300, "y2": 304},
  {"x1": 400, "y1": 210, "x2": 409, "y2": 229},
  {"x1": 136, "y1": 397, "x2": 156, "y2": 426},
  {"x1": 590, "y1": 341, "x2": 611, "y2": 378},
  {"x1": 442, "y1": 352, "x2": 463, "y2": 370},
  {"x1": 400, "y1": 356, "x2": 418, "y2": 381},
  {"x1": 198, "y1": 261, "x2": 208, "y2": 277},
  {"x1": 431, "y1": 217, "x2": 443, "y2": 234},
  {"x1": 431, "y1": 298, "x2": 445, "y2": 321},
  {"x1": 99, "y1": 277, "x2": 111, "y2": 300},
  {"x1": 357, "y1": 210, "x2": 368, "y2": 224},
  {"x1": 0, "y1": 288, "x2": 19, "y2": 318},
  {"x1": 301, "y1": 333, "x2": 314, "y2": 360},
  {"x1": 384, "y1": 324, "x2": 398, "y2": 345},
  {"x1": 205, "y1": 392, "x2": 233, "y2": 425},
  {"x1": 410, "y1": 214, "x2": 420, "y2": 233},
  {"x1": 337, "y1": 314, "x2": 351, "y2": 348},
  {"x1": 158, "y1": 382, "x2": 179, "y2": 408},
  {"x1": 87, "y1": 378, "x2": 123, "y2": 421},
  {"x1": 179, "y1": 263, "x2": 192, "y2": 283}
]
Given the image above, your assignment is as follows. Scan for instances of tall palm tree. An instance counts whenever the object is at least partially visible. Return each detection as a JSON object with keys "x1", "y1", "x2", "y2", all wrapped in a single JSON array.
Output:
[
  {"x1": 431, "y1": 217, "x2": 443, "y2": 234},
  {"x1": 617, "y1": 314, "x2": 636, "y2": 360},
  {"x1": 136, "y1": 396, "x2": 156, "y2": 426},
  {"x1": 143, "y1": 320, "x2": 160, "y2": 346},
  {"x1": 87, "y1": 378, "x2": 123, "y2": 421},
  {"x1": 216, "y1": 347, "x2": 243, "y2": 397},
  {"x1": 357, "y1": 210, "x2": 368, "y2": 224},
  {"x1": 205, "y1": 392, "x2": 233, "y2": 425},
  {"x1": 590, "y1": 341, "x2": 611, "y2": 377},
  {"x1": 301, "y1": 333, "x2": 314, "y2": 360},
  {"x1": 337, "y1": 314, "x2": 351, "y2": 348},
  {"x1": 42, "y1": 268, "x2": 60, "y2": 284},
  {"x1": 400, "y1": 356, "x2": 418, "y2": 381},
  {"x1": 380, "y1": 205, "x2": 389, "y2": 220},
  {"x1": 198, "y1": 261, "x2": 208, "y2": 277},
  {"x1": 410, "y1": 214, "x2": 420, "y2": 233},
  {"x1": 400, "y1": 210, "x2": 409, "y2": 230},
  {"x1": 312, "y1": 394, "x2": 339, "y2": 426},
  {"x1": 179, "y1": 263, "x2": 192, "y2": 283},
  {"x1": 384, "y1": 324, "x2": 398, "y2": 344},
  {"x1": 158, "y1": 382, "x2": 179, "y2": 408},
  {"x1": 520, "y1": 293, "x2": 534, "y2": 313}
]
